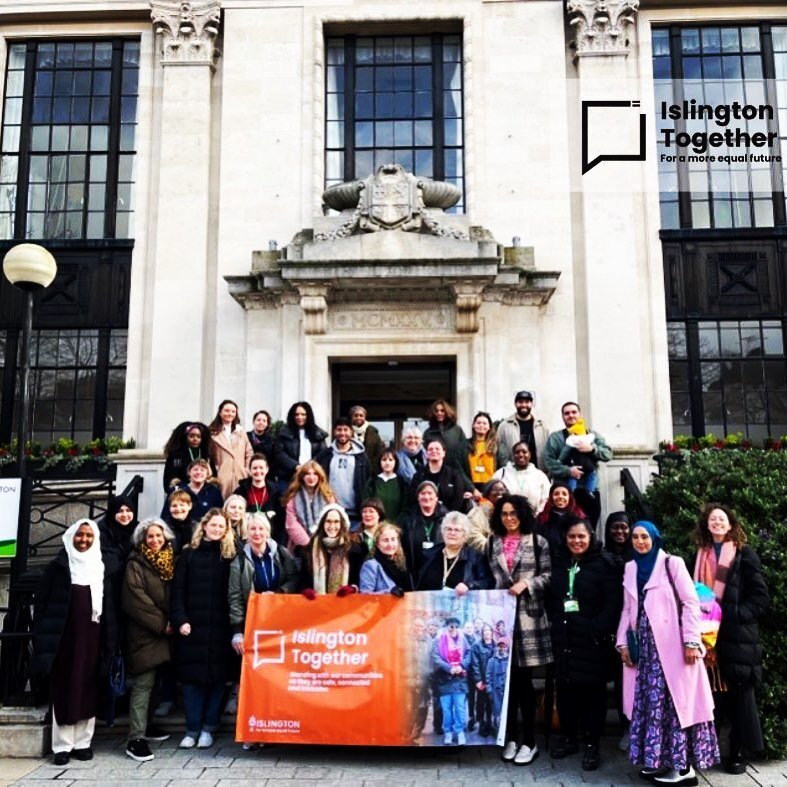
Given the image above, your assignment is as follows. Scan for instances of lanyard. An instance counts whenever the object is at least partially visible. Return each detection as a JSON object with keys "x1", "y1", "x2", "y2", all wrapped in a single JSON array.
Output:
[
  {"x1": 423, "y1": 520, "x2": 435, "y2": 541},
  {"x1": 188, "y1": 446, "x2": 199, "y2": 461},
  {"x1": 443, "y1": 551, "x2": 460, "y2": 587},
  {"x1": 568, "y1": 562, "x2": 580, "y2": 598}
]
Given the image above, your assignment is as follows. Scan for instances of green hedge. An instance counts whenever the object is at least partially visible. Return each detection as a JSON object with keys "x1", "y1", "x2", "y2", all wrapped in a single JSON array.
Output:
[{"x1": 643, "y1": 448, "x2": 787, "y2": 758}]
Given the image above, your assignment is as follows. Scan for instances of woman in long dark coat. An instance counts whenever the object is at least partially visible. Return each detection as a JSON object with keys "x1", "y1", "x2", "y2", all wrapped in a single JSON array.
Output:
[
  {"x1": 548, "y1": 518, "x2": 622, "y2": 771},
  {"x1": 170, "y1": 508, "x2": 236, "y2": 750},
  {"x1": 33, "y1": 519, "x2": 118, "y2": 765},
  {"x1": 691, "y1": 504, "x2": 769, "y2": 775},
  {"x1": 122, "y1": 518, "x2": 176, "y2": 762}
]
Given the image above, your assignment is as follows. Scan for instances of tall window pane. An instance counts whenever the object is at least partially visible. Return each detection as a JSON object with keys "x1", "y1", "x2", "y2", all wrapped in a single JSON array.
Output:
[
  {"x1": 325, "y1": 33, "x2": 465, "y2": 212},
  {"x1": 0, "y1": 38, "x2": 139, "y2": 240},
  {"x1": 652, "y1": 26, "x2": 782, "y2": 229}
]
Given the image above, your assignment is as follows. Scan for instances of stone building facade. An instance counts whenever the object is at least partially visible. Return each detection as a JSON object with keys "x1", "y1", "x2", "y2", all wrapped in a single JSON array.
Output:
[{"x1": 0, "y1": 1, "x2": 785, "y2": 517}]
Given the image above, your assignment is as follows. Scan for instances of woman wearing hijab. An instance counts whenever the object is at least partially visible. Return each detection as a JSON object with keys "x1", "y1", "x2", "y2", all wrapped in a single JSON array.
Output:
[
  {"x1": 537, "y1": 483, "x2": 586, "y2": 556},
  {"x1": 101, "y1": 494, "x2": 138, "y2": 562},
  {"x1": 617, "y1": 521, "x2": 720, "y2": 785},
  {"x1": 208, "y1": 399, "x2": 253, "y2": 499},
  {"x1": 604, "y1": 511, "x2": 633, "y2": 564},
  {"x1": 691, "y1": 504, "x2": 768, "y2": 775},
  {"x1": 359, "y1": 522, "x2": 413, "y2": 594},
  {"x1": 602, "y1": 510, "x2": 634, "y2": 750},
  {"x1": 122, "y1": 518, "x2": 176, "y2": 762},
  {"x1": 300, "y1": 504, "x2": 365, "y2": 597},
  {"x1": 33, "y1": 519, "x2": 118, "y2": 765}
]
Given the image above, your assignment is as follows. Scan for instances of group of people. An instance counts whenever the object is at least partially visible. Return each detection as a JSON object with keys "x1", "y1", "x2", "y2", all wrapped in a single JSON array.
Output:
[{"x1": 32, "y1": 393, "x2": 769, "y2": 786}]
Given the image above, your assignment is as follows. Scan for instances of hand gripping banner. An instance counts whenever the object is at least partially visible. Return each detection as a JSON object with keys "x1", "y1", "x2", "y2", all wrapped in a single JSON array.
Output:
[{"x1": 236, "y1": 589, "x2": 516, "y2": 746}]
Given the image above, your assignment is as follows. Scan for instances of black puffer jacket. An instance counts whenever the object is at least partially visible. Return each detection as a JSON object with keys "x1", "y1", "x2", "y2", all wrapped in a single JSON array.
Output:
[
  {"x1": 272, "y1": 424, "x2": 328, "y2": 483},
  {"x1": 549, "y1": 541, "x2": 622, "y2": 684},
  {"x1": 693, "y1": 545, "x2": 768, "y2": 687},
  {"x1": 32, "y1": 548, "x2": 119, "y2": 680},
  {"x1": 169, "y1": 539, "x2": 235, "y2": 685},
  {"x1": 232, "y1": 478, "x2": 282, "y2": 541}
]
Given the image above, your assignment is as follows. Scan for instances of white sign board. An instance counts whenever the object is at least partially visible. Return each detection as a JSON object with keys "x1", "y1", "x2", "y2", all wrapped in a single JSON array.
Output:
[{"x1": 0, "y1": 478, "x2": 22, "y2": 558}]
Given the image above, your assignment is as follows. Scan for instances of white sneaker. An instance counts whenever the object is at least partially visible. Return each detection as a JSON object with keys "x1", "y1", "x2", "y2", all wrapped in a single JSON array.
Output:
[
  {"x1": 242, "y1": 742, "x2": 262, "y2": 751},
  {"x1": 653, "y1": 766, "x2": 698, "y2": 786},
  {"x1": 514, "y1": 743, "x2": 539, "y2": 765},
  {"x1": 196, "y1": 731, "x2": 214, "y2": 749},
  {"x1": 443, "y1": 732, "x2": 452, "y2": 745},
  {"x1": 179, "y1": 734, "x2": 196, "y2": 749},
  {"x1": 457, "y1": 731, "x2": 466, "y2": 746},
  {"x1": 154, "y1": 701, "x2": 173, "y2": 717},
  {"x1": 502, "y1": 740, "x2": 517, "y2": 761}
]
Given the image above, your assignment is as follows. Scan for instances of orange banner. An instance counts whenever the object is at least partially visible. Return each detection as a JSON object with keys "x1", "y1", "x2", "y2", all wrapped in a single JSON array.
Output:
[
  {"x1": 236, "y1": 593, "x2": 409, "y2": 745},
  {"x1": 237, "y1": 589, "x2": 518, "y2": 747}
]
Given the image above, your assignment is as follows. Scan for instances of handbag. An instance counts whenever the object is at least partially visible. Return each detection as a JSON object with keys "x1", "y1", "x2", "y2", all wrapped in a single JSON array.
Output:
[
  {"x1": 626, "y1": 628, "x2": 639, "y2": 665},
  {"x1": 109, "y1": 646, "x2": 127, "y2": 697}
]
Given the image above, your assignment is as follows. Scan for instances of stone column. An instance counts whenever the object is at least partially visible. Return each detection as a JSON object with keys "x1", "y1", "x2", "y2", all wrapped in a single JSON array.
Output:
[
  {"x1": 142, "y1": 1, "x2": 220, "y2": 448},
  {"x1": 567, "y1": 1, "x2": 668, "y2": 455}
]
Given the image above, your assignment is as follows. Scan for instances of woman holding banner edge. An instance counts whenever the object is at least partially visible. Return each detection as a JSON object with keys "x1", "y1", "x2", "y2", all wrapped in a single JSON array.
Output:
[{"x1": 487, "y1": 493, "x2": 552, "y2": 766}]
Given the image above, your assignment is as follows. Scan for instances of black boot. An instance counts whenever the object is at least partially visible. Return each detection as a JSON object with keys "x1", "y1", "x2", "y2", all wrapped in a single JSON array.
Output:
[
  {"x1": 550, "y1": 736, "x2": 579, "y2": 759},
  {"x1": 581, "y1": 743, "x2": 600, "y2": 771},
  {"x1": 725, "y1": 749, "x2": 746, "y2": 775}
]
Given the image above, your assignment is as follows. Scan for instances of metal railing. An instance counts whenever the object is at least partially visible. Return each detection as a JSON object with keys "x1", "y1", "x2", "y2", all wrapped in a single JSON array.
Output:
[
  {"x1": 619, "y1": 467, "x2": 654, "y2": 523},
  {"x1": 0, "y1": 471, "x2": 144, "y2": 706}
]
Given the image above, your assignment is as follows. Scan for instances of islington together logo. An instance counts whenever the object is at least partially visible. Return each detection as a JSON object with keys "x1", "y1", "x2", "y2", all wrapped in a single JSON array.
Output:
[{"x1": 581, "y1": 95, "x2": 781, "y2": 175}]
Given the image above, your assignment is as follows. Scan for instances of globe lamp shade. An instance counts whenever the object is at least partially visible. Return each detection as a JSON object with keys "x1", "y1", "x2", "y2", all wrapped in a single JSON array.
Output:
[{"x1": 3, "y1": 243, "x2": 57, "y2": 292}]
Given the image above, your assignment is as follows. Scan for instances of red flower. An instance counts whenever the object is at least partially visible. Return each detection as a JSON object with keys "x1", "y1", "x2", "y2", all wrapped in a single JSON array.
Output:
[
  {"x1": 91, "y1": 446, "x2": 102, "y2": 456},
  {"x1": 715, "y1": 440, "x2": 725, "y2": 449},
  {"x1": 67, "y1": 447, "x2": 78, "y2": 456}
]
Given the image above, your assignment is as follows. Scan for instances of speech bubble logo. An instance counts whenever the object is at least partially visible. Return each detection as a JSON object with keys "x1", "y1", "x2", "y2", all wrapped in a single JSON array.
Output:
[
  {"x1": 253, "y1": 629, "x2": 285, "y2": 667},
  {"x1": 582, "y1": 100, "x2": 647, "y2": 174}
]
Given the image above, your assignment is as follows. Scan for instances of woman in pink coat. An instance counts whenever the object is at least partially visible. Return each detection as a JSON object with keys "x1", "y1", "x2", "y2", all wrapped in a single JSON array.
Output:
[
  {"x1": 208, "y1": 400, "x2": 253, "y2": 499},
  {"x1": 616, "y1": 521, "x2": 719, "y2": 786}
]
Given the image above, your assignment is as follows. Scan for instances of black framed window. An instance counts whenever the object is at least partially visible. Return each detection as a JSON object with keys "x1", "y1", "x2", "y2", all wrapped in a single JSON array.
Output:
[
  {"x1": 0, "y1": 38, "x2": 139, "y2": 241},
  {"x1": 668, "y1": 319, "x2": 787, "y2": 441},
  {"x1": 325, "y1": 33, "x2": 464, "y2": 211},
  {"x1": 652, "y1": 25, "x2": 787, "y2": 230},
  {"x1": 2, "y1": 327, "x2": 127, "y2": 444}
]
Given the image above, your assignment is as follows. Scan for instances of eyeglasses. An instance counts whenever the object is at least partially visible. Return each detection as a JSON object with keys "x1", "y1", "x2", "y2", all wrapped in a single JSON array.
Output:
[{"x1": 501, "y1": 511, "x2": 519, "y2": 518}]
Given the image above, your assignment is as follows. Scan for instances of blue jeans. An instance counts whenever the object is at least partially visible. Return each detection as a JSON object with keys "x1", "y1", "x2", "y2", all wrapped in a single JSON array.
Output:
[
  {"x1": 181, "y1": 683, "x2": 225, "y2": 737},
  {"x1": 566, "y1": 470, "x2": 598, "y2": 494},
  {"x1": 440, "y1": 693, "x2": 467, "y2": 735}
]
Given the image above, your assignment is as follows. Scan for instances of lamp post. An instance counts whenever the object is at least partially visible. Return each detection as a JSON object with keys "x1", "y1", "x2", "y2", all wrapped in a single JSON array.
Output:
[{"x1": 2, "y1": 243, "x2": 56, "y2": 580}]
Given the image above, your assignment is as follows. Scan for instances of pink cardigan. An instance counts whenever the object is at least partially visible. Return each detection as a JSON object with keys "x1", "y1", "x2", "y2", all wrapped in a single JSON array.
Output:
[{"x1": 616, "y1": 551, "x2": 715, "y2": 729}]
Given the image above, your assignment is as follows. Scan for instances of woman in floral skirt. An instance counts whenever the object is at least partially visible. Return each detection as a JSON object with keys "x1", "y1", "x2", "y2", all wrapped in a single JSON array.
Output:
[{"x1": 616, "y1": 521, "x2": 719, "y2": 786}]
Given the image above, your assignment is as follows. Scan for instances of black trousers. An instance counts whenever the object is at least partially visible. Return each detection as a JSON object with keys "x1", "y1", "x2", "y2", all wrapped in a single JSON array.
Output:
[
  {"x1": 717, "y1": 684, "x2": 764, "y2": 753},
  {"x1": 555, "y1": 680, "x2": 607, "y2": 746},
  {"x1": 505, "y1": 666, "x2": 536, "y2": 747},
  {"x1": 467, "y1": 675, "x2": 477, "y2": 723}
]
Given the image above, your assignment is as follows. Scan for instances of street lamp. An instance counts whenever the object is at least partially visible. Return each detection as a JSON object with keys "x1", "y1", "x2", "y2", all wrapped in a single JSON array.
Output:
[{"x1": 2, "y1": 243, "x2": 57, "y2": 472}]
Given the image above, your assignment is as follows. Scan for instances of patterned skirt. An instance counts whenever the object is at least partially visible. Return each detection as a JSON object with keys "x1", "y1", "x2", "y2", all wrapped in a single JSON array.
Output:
[{"x1": 629, "y1": 608, "x2": 720, "y2": 770}]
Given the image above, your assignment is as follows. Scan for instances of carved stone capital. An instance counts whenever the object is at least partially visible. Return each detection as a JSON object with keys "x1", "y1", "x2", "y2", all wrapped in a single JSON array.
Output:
[
  {"x1": 567, "y1": 0, "x2": 639, "y2": 57},
  {"x1": 151, "y1": 0, "x2": 221, "y2": 66},
  {"x1": 297, "y1": 284, "x2": 330, "y2": 335},
  {"x1": 452, "y1": 283, "x2": 484, "y2": 334}
]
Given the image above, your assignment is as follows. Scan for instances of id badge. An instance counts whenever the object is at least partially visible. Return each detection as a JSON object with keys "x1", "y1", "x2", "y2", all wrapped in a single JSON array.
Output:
[
  {"x1": 422, "y1": 540, "x2": 434, "y2": 550},
  {"x1": 564, "y1": 598, "x2": 580, "y2": 613},
  {"x1": 474, "y1": 465, "x2": 485, "y2": 473}
]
